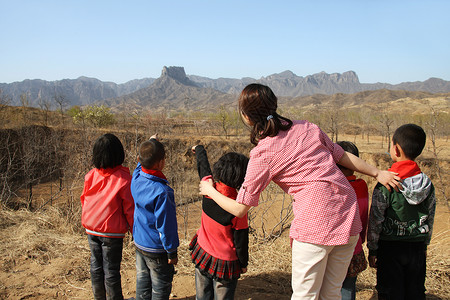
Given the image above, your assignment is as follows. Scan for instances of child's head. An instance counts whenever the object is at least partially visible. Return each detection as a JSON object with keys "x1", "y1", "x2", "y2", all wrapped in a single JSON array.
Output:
[
  {"x1": 139, "y1": 138, "x2": 165, "y2": 169},
  {"x1": 391, "y1": 124, "x2": 426, "y2": 161},
  {"x1": 337, "y1": 141, "x2": 359, "y2": 176},
  {"x1": 212, "y1": 152, "x2": 249, "y2": 189},
  {"x1": 92, "y1": 133, "x2": 125, "y2": 169},
  {"x1": 238, "y1": 83, "x2": 293, "y2": 145}
]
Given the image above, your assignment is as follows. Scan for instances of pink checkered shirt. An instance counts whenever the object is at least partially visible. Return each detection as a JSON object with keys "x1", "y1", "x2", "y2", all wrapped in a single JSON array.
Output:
[{"x1": 236, "y1": 120, "x2": 362, "y2": 245}]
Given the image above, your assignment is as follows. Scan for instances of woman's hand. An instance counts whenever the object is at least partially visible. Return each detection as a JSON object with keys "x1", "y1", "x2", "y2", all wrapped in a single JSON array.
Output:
[
  {"x1": 199, "y1": 178, "x2": 215, "y2": 197},
  {"x1": 376, "y1": 170, "x2": 401, "y2": 192}
]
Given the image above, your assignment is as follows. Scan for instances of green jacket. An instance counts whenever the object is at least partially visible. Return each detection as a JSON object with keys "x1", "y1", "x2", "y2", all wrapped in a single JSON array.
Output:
[{"x1": 367, "y1": 172, "x2": 435, "y2": 256}]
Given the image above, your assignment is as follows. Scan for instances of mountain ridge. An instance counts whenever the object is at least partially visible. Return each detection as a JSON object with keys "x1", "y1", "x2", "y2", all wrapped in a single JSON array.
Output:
[{"x1": 1, "y1": 66, "x2": 449, "y2": 108}]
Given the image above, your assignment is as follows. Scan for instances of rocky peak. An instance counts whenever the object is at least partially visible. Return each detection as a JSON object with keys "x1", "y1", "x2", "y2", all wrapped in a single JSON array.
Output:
[
  {"x1": 161, "y1": 66, "x2": 188, "y2": 81},
  {"x1": 159, "y1": 66, "x2": 198, "y2": 87},
  {"x1": 341, "y1": 71, "x2": 359, "y2": 83}
]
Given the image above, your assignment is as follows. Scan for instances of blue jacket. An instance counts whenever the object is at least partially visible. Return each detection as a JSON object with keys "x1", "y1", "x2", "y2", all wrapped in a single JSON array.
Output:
[{"x1": 131, "y1": 163, "x2": 179, "y2": 258}]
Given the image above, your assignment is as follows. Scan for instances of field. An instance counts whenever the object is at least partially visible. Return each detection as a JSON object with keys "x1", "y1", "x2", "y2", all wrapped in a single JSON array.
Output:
[{"x1": 0, "y1": 99, "x2": 449, "y2": 299}]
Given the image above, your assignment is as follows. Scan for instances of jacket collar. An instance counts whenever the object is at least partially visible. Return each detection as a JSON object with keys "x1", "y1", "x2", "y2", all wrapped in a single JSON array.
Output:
[
  {"x1": 141, "y1": 167, "x2": 167, "y2": 181},
  {"x1": 388, "y1": 160, "x2": 421, "y2": 180},
  {"x1": 97, "y1": 165, "x2": 122, "y2": 177}
]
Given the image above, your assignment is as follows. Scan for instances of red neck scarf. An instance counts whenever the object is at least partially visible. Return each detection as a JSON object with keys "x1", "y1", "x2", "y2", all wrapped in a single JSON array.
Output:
[
  {"x1": 215, "y1": 182, "x2": 238, "y2": 199},
  {"x1": 141, "y1": 167, "x2": 167, "y2": 180},
  {"x1": 202, "y1": 175, "x2": 237, "y2": 199},
  {"x1": 388, "y1": 160, "x2": 421, "y2": 180}
]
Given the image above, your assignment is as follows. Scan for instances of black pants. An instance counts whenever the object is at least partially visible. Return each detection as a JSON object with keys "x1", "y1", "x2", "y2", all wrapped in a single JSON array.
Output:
[
  {"x1": 376, "y1": 240, "x2": 426, "y2": 300},
  {"x1": 88, "y1": 235, "x2": 124, "y2": 300}
]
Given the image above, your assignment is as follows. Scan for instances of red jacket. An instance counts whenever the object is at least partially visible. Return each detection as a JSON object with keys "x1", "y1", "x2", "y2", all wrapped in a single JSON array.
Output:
[
  {"x1": 81, "y1": 165, "x2": 134, "y2": 238},
  {"x1": 347, "y1": 175, "x2": 369, "y2": 255}
]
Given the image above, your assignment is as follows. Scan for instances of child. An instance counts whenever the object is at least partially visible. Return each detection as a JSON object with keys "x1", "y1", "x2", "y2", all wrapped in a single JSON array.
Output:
[
  {"x1": 337, "y1": 141, "x2": 369, "y2": 300},
  {"x1": 199, "y1": 83, "x2": 400, "y2": 299},
  {"x1": 367, "y1": 124, "x2": 436, "y2": 300},
  {"x1": 80, "y1": 133, "x2": 135, "y2": 300},
  {"x1": 131, "y1": 135, "x2": 179, "y2": 300},
  {"x1": 190, "y1": 145, "x2": 249, "y2": 300}
]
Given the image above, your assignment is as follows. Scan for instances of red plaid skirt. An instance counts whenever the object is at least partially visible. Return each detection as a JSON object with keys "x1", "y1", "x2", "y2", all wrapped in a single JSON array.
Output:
[
  {"x1": 346, "y1": 250, "x2": 368, "y2": 277},
  {"x1": 189, "y1": 234, "x2": 242, "y2": 280}
]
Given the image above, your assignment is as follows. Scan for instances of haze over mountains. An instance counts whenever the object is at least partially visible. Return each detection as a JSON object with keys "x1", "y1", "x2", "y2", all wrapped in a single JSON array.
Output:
[{"x1": 1, "y1": 66, "x2": 449, "y2": 110}]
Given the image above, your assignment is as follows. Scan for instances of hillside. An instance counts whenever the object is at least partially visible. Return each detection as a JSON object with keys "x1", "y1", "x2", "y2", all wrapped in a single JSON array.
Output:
[
  {"x1": 101, "y1": 67, "x2": 235, "y2": 112},
  {"x1": 284, "y1": 89, "x2": 450, "y2": 109},
  {"x1": 1, "y1": 66, "x2": 449, "y2": 109}
]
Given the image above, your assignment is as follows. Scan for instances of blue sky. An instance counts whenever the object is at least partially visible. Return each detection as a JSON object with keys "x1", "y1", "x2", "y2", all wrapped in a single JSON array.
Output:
[{"x1": 1, "y1": 0, "x2": 449, "y2": 84}]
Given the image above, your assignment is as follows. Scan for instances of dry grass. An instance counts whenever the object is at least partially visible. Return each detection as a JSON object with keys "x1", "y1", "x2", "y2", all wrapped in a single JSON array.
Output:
[{"x1": 0, "y1": 201, "x2": 448, "y2": 300}]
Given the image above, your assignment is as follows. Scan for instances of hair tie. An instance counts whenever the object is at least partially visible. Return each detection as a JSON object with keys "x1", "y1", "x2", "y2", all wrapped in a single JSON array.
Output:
[{"x1": 267, "y1": 115, "x2": 273, "y2": 121}]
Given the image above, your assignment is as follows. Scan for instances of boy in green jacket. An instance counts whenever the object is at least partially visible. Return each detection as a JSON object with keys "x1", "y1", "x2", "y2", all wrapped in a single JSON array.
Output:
[{"x1": 367, "y1": 123, "x2": 436, "y2": 300}]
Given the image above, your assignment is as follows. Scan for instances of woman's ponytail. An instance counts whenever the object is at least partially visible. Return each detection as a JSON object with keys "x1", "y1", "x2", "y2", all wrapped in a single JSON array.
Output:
[{"x1": 239, "y1": 84, "x2": 292, "y2": 145}]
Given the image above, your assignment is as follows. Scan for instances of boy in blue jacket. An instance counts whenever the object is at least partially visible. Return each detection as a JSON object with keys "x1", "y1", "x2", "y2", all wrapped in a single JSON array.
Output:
[{"x1": 131, "y1": 134, "x2": 179, "y2": 300}]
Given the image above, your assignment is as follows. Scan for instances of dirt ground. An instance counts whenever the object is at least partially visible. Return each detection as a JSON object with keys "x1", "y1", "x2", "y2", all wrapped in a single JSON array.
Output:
[
  {"x1": 0, "y1": 130, "x2": 448, "y2": 299},
  {"x1": 0, "y1": 200, "x2": 448, "y2": 300}
]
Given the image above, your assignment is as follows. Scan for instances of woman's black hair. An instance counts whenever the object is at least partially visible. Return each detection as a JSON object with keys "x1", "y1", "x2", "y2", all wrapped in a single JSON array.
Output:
[
  {"x1": 213, "y1": 152, "x2": 249, "y2": 189},
  {"x1": 92, "y1": 133, "x2": 125, "y2": 169},
  {"x1": 238, "y1": 83, "x2": 293, "y2": 145},
  {"x1": 336, "y1": 141, "x2": 359, "y2": 157},
  {"x1": 336, "y1": 141, "x2": 359, "y2": 172}
]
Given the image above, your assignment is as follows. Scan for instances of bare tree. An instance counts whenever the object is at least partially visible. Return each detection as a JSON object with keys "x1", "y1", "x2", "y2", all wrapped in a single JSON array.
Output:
[
  {"x1": 0, "y1": 90, "x2": 11, "y2": 128},
  {"x1": 321, "y1": 98, "x2": 343, "y2": 142},
  {"x1": 218, "y1": 104, "x2": 232, "y2": 139},
  {"x1": 379, "y1": 108, "x2": 394, "y2": 152},
  {"x1": 38, "y1": 98, "x2": 52, "y2": 126},
  {"x1": 0, "y1": 89, "x2": 11, "y2": 110},
  {"x1": 20, "y1": 93, "x2": 31, "y2": 125},
  {"x1": 53, "y1": 94, "x2": 67, "y2": 126},
  {"x1": 425, "y1": 107, "x2": 448, "y2": 205}
]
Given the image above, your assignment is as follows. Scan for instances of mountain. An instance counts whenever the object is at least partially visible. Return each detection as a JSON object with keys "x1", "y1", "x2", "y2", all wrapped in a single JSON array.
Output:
[
  {"x1": 1, "y1": 67, "x2": 449, "y2": 109},
  {"x1": 102, "y1": 66, "x2": 235, "y2": 112},
  {"x1": 188, "y1": 71, "x2": 450, "y2": 97},
  {"x1": 0, "y1": 77, "x2": 155, "y2": 107}
]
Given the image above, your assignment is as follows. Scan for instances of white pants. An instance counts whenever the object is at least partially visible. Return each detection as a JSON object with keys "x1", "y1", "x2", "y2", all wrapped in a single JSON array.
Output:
[{"x1": 291, "y1": 235, "x2": 358, "y2": 300}]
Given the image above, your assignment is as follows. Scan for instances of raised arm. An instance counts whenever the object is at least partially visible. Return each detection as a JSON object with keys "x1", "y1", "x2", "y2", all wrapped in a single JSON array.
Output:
[
  {"x1": 199, "y1": 179, "x2": 250, "y2": 218},
  {"x1": 193, "y1": 145, "x2": 212, "y2": 179},
  {"x1": 338, "y1": 151, "x2": 401, "y2": 191}
]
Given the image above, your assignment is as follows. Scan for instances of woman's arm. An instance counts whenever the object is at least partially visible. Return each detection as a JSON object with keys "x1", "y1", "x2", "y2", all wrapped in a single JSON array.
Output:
[
  {"x1": 338, "y1": 151, "x2": 401, "y2": 191},
  {"x1": 199, "y1": 179, "x2": 251, "y2": 218}
]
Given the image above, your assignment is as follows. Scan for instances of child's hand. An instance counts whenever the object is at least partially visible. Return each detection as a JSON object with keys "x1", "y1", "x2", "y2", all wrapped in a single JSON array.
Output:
[
  {"x1": 168, "y1": 257, "x2": 178, "y2": 265},
  {"x1": 368, "y1": 255, "x2": 377, "y2": 268},
  {"x1": 191, "y1": 145, "x2": 198, "y2": 153},
  {"x1": 150, "y1": 133, "x2": 159, "y2": 141},
  {"x1": 241, "y1": 267, "x2": 247, "y2": 274},
  {"x1": 376, "y1": 170, "x2": 401, "y2": 192},
  {"x1": 199, "y1": 178, "x2": 214, "y2": 197}
]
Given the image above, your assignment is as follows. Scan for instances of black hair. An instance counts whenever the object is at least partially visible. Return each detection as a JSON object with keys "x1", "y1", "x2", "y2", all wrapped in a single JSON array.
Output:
[
  {"x1": 238, "y1": 83, "x2": 293, "y2": 145},
  {"x1": 337, "y1": 141, "x2": 359, "y2": 157},
  {"x1": 213, "y1": 152, "x2": 249, "y2": 189},
  {"x1": 139, "y1": 138, "x2": 165, "y2": 169},
  {"x1": 392, "y1": 123, "x2": 426, "y2": 160},
  {"x1": 92, "y1": 133, "x2": 125, "y2": 169}
]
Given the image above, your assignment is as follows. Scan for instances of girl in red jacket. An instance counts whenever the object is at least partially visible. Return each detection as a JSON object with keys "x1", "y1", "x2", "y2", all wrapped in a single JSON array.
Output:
[{"x1": 81, "y1": 133, "x2": 135, "y2": 300}]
